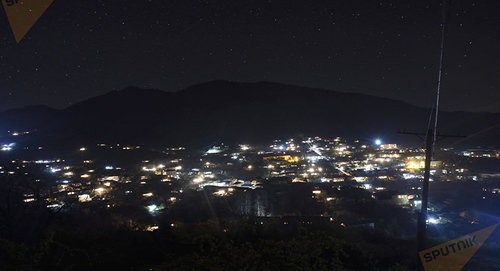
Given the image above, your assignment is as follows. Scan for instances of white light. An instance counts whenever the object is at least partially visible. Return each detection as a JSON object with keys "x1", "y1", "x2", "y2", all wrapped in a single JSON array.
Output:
[
  {"x1": 427, "y1": 217, "x2": 438, "y2": 224},
  {"x1": 214, "y1": 189, "x2": 227, "y2": 196},
  {"x1": 1, "y1": 143, "x2": 15, "y2": 151},
  {"x1": 147, "y1": 204, "x2": 158, "y2": 213},
  {"x1": 206, "y1": 147, "x2": 222, "y2": 154},
  {"x1": 193, "y1": 177, "x2": 204, "y2": 183},
  {"x1": 78, "y1": 194, "x2": 92, "y2": 202},
  {"x1": 146, "y1": 225, "x2": 159, "y2": 231},
  {"x1": 374, "y1": 139, "x2": 382, "y2": 146},
  {"x1": 0, "y1": 143, "x2": 16, "y2": 151}
]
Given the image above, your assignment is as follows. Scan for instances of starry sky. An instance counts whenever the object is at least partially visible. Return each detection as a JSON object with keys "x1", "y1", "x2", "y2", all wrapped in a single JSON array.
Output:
[{"x1": 0, "y1": 0, "x2": 499, "y2": 112}]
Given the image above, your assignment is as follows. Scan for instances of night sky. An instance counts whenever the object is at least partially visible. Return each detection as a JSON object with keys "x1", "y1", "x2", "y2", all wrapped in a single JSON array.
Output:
[{"x1": 0, "y1": 0, "x2": 499, "y2": 112}]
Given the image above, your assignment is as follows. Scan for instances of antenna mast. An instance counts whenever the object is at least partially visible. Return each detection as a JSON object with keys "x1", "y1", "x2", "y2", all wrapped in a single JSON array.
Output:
[{"x1": 433, "y1": 0, "x2": 448, "y2": 148}]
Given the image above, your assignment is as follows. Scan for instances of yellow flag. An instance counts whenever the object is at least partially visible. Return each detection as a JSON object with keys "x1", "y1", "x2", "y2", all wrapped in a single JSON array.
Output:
[
  {"x1": 2, "y1": 0, "x2": 55, "y2": 43},
  {"x1": 419, "y1": 223, "x2": 499, "y2": 271}
]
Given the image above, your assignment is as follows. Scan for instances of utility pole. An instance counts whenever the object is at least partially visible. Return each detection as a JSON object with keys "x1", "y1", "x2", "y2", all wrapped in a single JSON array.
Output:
[
  {"x1": 418, "y1": 129, "x2": 433, "y2": 268},
  {"x1": 398, "y1": 129, "x2": 465, "y2": 270},
  {"x1": 399, "y1": 129, "x2": 432, "y2": 270}
]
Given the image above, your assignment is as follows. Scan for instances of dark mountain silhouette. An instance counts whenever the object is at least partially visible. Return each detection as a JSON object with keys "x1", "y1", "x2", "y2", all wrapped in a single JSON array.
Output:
[
  {"x1": 0, "y1": 105, "x2": 58, "y2": 131},
  {"x1": 1, "y1": 81, "x2": 499, "y2": 148}
]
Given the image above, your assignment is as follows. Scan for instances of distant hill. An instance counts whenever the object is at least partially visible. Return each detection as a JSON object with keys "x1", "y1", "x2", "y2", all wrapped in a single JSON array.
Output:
[{"x1": 1, "y1": 80, "x2": 499, "y2": 148}]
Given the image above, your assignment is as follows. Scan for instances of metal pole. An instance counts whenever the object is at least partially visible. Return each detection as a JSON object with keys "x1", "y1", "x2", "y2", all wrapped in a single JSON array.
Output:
[
  {"x1": 433, "y1": 0, "x2": 448, "y2": 149},
  {"x1": 417, "y1": 129, "x2": 434, "y2": 270}
]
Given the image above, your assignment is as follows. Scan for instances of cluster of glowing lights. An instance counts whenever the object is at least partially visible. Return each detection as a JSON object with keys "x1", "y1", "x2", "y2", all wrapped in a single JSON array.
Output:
[
  {"x1": 147, "y1": 204, "x2": 158, "y2": 213},
  {"x1": 145, "y1": 225, "x2": 159, "y2": 231},
  {"x1": 214, "y1": 189, "x2": 230, "y2": 196},
  {"x1": 7, "y1": 136, "x2": 474, "y2": 221},
  {"x1": 192, "y1": 177, "x2": 204, "y2": 184},
  {"x1": 407, "y1": 161, "x2": 424, "y2": 170},
  {"x1": 354, "y1": 176, "x2": 368, "y2": 182},
  {"x1": 206, "y1": 146, "x2": 223, "y2": 154},
  {"x1": 146, "y1": 204, "x2": 165, "y2": 216},
  {"x1": 78, "y1": 194, "x2": 92, "y2": 202},
  {"x1": 95, "y1": 187, "x2": 107, "y2": 195},
  {"x1": 306, "y1": 156, "x2": 321, "y2": 162},
  {"x1": 1, "y1": 143, "x2": 15, "y2": 151},
  {"x1": 35, "y1": 159, "x2": 59, "y2": 164},
  {"x1": 379, "y1": 144, "x2": 398, "y2": 150},
  {"x1": 142, "y1": 166, "x2": 157, "y2": 172},
  {"x1": 264, "y1": 155, "x2": 300, "y2": 163},
  {"x1": 364, "y1": 164, "x2": 375, "y2": 171},
  {"x1": 50, "y1": 167, "x2": 61, "y2": 173},
  {"x1": 426, "y1": 216, "x2": 444, "y2": 225}
]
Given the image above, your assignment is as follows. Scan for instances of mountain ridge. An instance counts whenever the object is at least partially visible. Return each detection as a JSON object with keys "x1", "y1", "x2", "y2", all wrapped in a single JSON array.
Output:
[
  {"x1": 1, "y1": 80, "x2": 498, "y2": 148},
  {"x1": 1, "y1": 80, "x2": 494, "y2": 115}
]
